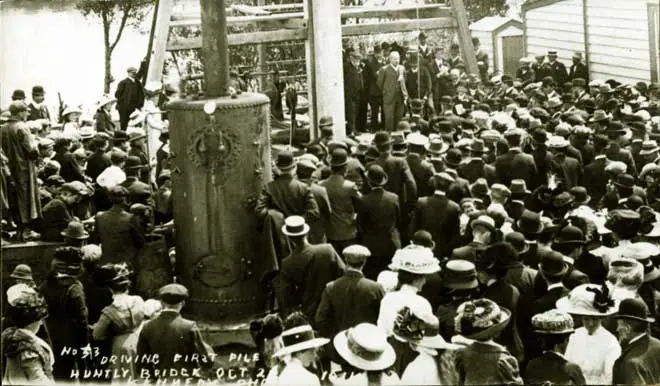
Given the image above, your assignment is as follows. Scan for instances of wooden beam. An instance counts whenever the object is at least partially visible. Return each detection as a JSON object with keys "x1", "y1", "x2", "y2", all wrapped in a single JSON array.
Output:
[
  {"x1": 170, "y1": 4, "x2": 451, "y2": 28},
  {"x1": 450, "y1": 0, "x2": 478, "y2": 75},
  {"x1": 145, "y1": 0, "x2": 175, "y2": 85},
  {"x1": 167, "y1": 17, "x2": 456, "y2": 50},
  {"x1": 341, "y1": 17, "x2": 456, "y2": 37},
  {"x1": 232, "y1": 4, "x2": 270, "y2": 16}
]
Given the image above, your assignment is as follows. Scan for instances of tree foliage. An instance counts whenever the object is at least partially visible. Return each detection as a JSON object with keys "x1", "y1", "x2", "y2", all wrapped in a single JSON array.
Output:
[
  {"x1": 76, "y1": 0, "x2": 155, "y2": 92},
  {"x1": 464, "y1": 0, "x2": 508, "y2": 22}
]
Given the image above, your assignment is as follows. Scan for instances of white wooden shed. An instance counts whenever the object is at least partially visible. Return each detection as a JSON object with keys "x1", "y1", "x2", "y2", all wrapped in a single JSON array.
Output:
[
  {"x1": 469, "y1": 16, "x2": 525, "y2": 76},
  {"x1": 522, "y1": 0, "x2": 660, "y2": 84}
]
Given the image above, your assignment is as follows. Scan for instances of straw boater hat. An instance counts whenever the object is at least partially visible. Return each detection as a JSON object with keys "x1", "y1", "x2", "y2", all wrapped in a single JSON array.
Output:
[
  {"x1": 440, "y1": 260, "x2": 479, "y2": 289},
  {"x1": 333, "y1": 323, "x2": 396, "y2": 371},
  {"x1": 281, "y1": 215, "x2": 309, "y2": 237},
  {"x1": 531, "y1": 309, "x2": 575, "y2": 334},
  {"x1": 556, "y1": 283, "x2": 618, "y2": 316},
  {"x1": 455, "y1": 298, "x2": 511, "y2": 341},
  {"x1": 274, "y1": 324, "x2": 329, "y2": 357},
  {"x1": 387, "y1": 246, "x2": 440, "y2": 274}
]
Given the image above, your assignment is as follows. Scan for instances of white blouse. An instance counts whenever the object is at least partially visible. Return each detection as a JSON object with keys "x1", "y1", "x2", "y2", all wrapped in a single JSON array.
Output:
[
  {"x1": 400, "y1": 346, "x2": 441, "y2": 386},
  {"x1": 263, "y1": 358, "x2": 320, "y2": 386},
  {"x1": 377, "y1": 284, "x2": 433, "y2": 337},
  {"x1": 564, "y1": 326, "x2": 621, "y2": 385}
]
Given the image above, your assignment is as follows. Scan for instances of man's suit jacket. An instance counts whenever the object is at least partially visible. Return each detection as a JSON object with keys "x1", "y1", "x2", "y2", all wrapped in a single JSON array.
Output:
[
  {"x1": 564, "y1": 145, "x2": 583, "y2": 165},
  {"x1": 344, "y1": 61, "x2": 364, "y2": 100},
  {"x1": 374, "y1": 154, "x2": 417, "y2": 208},
  {"x1": 136, "y1": 310, "x2": 213, "y2": 379},
  {"x1": 548, "y1": 60, "x2": 568, "y2": 86},
  {"x1": 320, "y1": 174, "x2": 360, "y2": 241},
  {"x1": 315, "y1": 270, "x2": 385, "y2": 339},
  {"x1": 357, "y1": 187, "x2": 401, "y2": 260},
  {"x1": 609, "y1": 148, "x2": 637, "y2": 177},
  {"x1": 255, "y1": 174, "x2": 320, "y2": 225},
  {"x1": 410, "y1": 193, "x2": 460, "y2": 258},
  {"x1": 377, "y1": 64, "x2": 407, "y2": 105},
  {"x1": 276, "y1": 243, "x2": 346, "y2": 323},
  {"x1": 531, "y1": 147, "x2": 553, "y2": 189},
  {"x1": 551, "y1": 154, "x2": 581, "y2": 189},
  {"x1": 430, "y1": 60, "x2": 453, "y2": 100},
  {"x1": 521, "y1": 285, "x2": 570, "y2": 361},
  {"x1": 569, "y1": 62, "x2": 589, "y2": 83},
  {"x1": 405, "y1": 66, "x2": 432, "y2": 100},
  {"x1": 503, "y1": 262, "x2": 538, "y2": 299},
  {"x1": 95, "y1": 206, "x2": 146, "y2": 264},
  {"x1": 406, "y1": 154, "x2": 435, "y2": 197},
  {"x1": 495, "y1": 148, "x2": 538, "y2": 186},
  {"x1": 583, "y1": 157, "x2": 609, "y2": 205},
  {"x1": 307, "y1": 183, "x2": 331, "y2": 245},
  {"x1": 114, "y1": 77, "x2": 144, "y2": 113},
  {"x1": 515, "y1": 68, "x2": 536, "y2": 84},
  {"x1": 573, "y1": 141, "x2": 595, "y2": 166},
  {"x1": 27, "y1": 103, "x2": 50, "y2": 122},
  {"x1": 613, "y1": 334, "x2": 660, "y2": 385},
  {"x1": 364, "y1": 55, "x2": 383, "y2": 98},
  {"x1": 458, "y1": 158, "x2": 496, "y2": 185}
]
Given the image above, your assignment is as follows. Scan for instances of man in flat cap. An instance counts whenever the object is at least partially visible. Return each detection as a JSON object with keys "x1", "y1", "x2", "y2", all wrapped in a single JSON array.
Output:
[
  {"x1": 1, "y1": 101, "x2": 41, "y2": 241},
  {"x1": 137, "y1": 283, "x2": 215, "y2": 382},
  {"x1": 315, "y1": 245, "x2": 385, "y2": 351},
  {"x1": 115, "y1": 66, "x2": 145, "y2": 131}
]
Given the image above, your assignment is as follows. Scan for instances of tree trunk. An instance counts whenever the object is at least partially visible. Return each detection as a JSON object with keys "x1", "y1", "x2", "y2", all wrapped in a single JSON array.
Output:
[
  {"x1": 104, "y1": 46, "x2": 112, "y2": 94},
  {"x1": 103, "y1": 16, "x2": 112, "y2": 94}
]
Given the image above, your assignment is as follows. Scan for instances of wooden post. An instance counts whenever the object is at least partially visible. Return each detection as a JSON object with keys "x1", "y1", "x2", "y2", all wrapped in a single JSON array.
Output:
[
  {"x1": 451, "y1": 0, "x2": 479, "y2": 76},
  {"x1": 145, "y1": 0, "x2": 175, "y2": 85},
  {"x1": 308, "y1": 0, "x2": 346, "y2": 139},
  {"x1": 257, "y1": 0, "x2": 267, "y2": 91},
  {"x1": 200, "y1": 0, "x2": 230, "y2": 97},
  {"x1": 303, "y1": 0, "x2": 317, "y2": 139}
]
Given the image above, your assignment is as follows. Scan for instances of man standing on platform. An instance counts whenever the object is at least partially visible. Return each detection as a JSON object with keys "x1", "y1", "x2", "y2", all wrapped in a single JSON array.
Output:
[
  {"x1": 378, "y1": 51, "x2": 408, "y2": 132},
  {"x1": 473, "y1": 38, "x2": 489, "y2": 82},
  {"x1": 115, "y1": 66, "x2": 144, "y2": 131},
  {"x1": 547, "y1": 51, "x2": 568, "y2": 87},
  {"x1": 344, "y1": 50, "x2": 365, "y2": 136},
  {"x1": 364, "y1": 45, "x2": 384, "y2": 131},
  {"x1": 1, "y1": 101, "x2": 41, "y2": 241},
  {"x1": 569, "y1": 52, "x2": 589, "y2": 83}
]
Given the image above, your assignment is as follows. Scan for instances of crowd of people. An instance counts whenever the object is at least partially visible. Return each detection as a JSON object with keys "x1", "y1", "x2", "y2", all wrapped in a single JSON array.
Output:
[{"x1": 4, "y1": 33, "x2": 660, "y2": 385}]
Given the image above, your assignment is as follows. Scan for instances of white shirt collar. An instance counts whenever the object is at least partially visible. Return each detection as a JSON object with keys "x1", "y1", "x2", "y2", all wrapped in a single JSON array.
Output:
[
  {"x1": 547, "y1": 282, "x2": 564, "y2": 291},
  {"x1": 434, "y1": 190, "x2": 446, "y2": 196},
  {"x1": 628, "y1": 333, "x2": 647, "y2": 345}
]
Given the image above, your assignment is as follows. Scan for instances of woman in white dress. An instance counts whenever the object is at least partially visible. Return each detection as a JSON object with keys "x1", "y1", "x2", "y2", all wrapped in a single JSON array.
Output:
[
  {"x1": 264, "y1": 324, "x2": 329, "y2": 386},
  {"x1": 330, "y1": 323, "x2": 399, "y2": 386},
  {"x1": 557, "y1": 283, "x2": 622, "y2": 385}
]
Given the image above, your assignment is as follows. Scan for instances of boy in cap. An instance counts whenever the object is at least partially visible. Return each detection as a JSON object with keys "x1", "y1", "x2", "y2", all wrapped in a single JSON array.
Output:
[{"x1": 137, "y1": 283, "x2": 215, "y2": 382}]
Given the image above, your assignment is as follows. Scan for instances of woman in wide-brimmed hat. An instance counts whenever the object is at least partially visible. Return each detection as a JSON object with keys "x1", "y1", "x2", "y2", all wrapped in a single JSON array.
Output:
[
  {"x1": 94, "y1": 95, "x2": 117, "y2": 133},
  {"x1": 264, "y1": 324, "x2": 329, "y2": 386},
  {"x1": 556, "y1": 283, "x2": 621, "y2": 384},
  {"x1": 2, "y1": 286, "x2": 52, "y2": 385},
  {"x1": 453, "y1": 298, "x2": 523, "y2": 385},
  {"x1": 329, "y1": 323, "x2": 399, "y2": 386},
  {"x1": 92, "y1": 263, "x2": 145, "y2": 381},
  {"x1": 523, "y1": 310, "x2": 586, "y2": 385},
  {"x1": 393, "y1": 306, "x2": 462, "y2": 385},
  {"x1": 61, "y1": 105, "x2": 83, "y2": 139}
]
